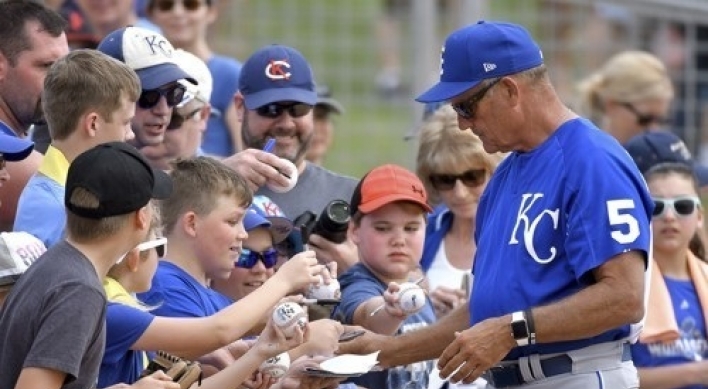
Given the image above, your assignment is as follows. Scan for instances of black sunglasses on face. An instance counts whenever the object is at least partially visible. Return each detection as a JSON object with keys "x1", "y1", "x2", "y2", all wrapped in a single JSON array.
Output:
[
  {"x1": 255, "y1": 102, "x2": 312, "y2": 119},
  {"x1": 236, "y1": 247, "x2": 279, "y2": 269},
  {"x1": 155, "y1": 0, "x2": 205, "y2": 12},
  {"x1": 451, "y1": 78, "x2": 502, "y2": 119},
  {"x1": 138, "y1": 85, "x2": 186, "y2": 110},
  {"x1": 621, "y1": 103, "x2": 670, "y2": 127},
  {"x1": 652, "y1": 196, "x2": 701, "y2": 218},
  {"x1": 429, "y1": 169, "x2": 487, "y2": 191}
]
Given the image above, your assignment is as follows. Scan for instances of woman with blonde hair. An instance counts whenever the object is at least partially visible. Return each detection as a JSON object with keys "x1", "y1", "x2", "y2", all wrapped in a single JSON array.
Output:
[
  {"x1": 576, "y1": 50, "x2": 674, "y2": 144},
  {"x1": 416, "y1": 105, "x2": 505, "y2": 316}
]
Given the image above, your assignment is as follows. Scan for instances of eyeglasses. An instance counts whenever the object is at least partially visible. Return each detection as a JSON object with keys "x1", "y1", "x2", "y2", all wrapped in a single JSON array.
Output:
[
  {"x1": 621, "y1": 103, "x2": 670, "y2": 127},
  {"x1": 154, "y1": 0, "x2": 206, "y2": 12},
  {"x1": 138, "y1": 84, "x2": 186, "y2": 110},
  {"x1": 451, "y1": 78, "x2": 502, "y2": 119},
  {"x1": 236, "y1": 247, "x2": 278, "y2": 269},
  {"x1": 652, "y1": 197, "x2": 701, "y2": 218},
  {"x1": 167, "y1": 106, "x2": 203, "y2": 130},
  {"x1": 136, "y1": 237, "x2": 168, "y2": 257},
  {"x1": 429, "y1": 169, "x2": 487, "y2": 191},
  {"x1": 255, "y1": 103, "x2": 312, "y2": 119}
]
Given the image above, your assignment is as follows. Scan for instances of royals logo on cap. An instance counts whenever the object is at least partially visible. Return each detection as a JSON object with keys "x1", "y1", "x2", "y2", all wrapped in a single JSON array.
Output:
[
  {"x1": 418, "y1": 20, "x2": 544, "y2": 103},
  {"x1": 97, "y1": 26, "x2": 196, "y2": 90}
]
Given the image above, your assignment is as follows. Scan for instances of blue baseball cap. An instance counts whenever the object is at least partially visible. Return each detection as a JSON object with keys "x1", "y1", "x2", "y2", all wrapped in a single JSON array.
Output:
[
  {"x1": 238, "y1": 44, "x2": 317, "y2": 110},
  {"x1": 624, "y1": 131, "x2": 708, "y2": 186},
  {"x1": 416, "y1": 21, "x2": 544, "y2": 103},
  {"x1": 244, "y1": 205, "x2": 272, "y2": 232},
  {"x1": 97, "y1": 26, "x2": 196, "y2": 90},
  {"x1": 0, "y1": 132, "x2": 33, "y2": 161},
  {"x1": 251, "y1": 195, "x2": 293, "y2": 244}
]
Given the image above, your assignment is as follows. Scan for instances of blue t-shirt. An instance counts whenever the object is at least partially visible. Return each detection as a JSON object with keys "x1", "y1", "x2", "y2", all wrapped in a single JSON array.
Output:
[
  {"x1": 204, "y1": 55, "x2": 242, "y2": 157},
  {"x1": 632, "y1": 277, "x2": 708, "y2": 389},
  {"x1": 334, "y1": 263, "x2": 436, "y2": 389},
  {"x1": 99, "y1": 303, "x2": 155, "y2": 387},
  {"x1": 471, "y1": 118, "x2": 652, "y2": 360},
  {"x1": 138, "y1": 261, "x2": 233, "y2": 317},
  {"x1": 14, "y1": 174, "x2": 65, "y2": 247}
]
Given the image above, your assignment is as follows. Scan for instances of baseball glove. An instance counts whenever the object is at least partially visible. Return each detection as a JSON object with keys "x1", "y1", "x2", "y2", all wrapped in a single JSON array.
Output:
[{"x1": 141, "y1": 350, "x2": 202, "y2": 389}]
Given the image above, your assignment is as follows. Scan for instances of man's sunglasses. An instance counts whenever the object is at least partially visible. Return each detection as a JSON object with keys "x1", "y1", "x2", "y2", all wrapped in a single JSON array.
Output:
[
  {"x1": 652, "y1": 196, "x2": 701, "y2": 218},
  {"x1": 236, "y1": 247, "x2": 278, "y2": 269},
  {"x1": 429, "y1": 169, "x2": 487, "y2": 191},
  {"x1": 255, "y1": 103, "x2": 312, "y2": 119},
  {"x1": 136, "y1": 237, "x2": 168, "y2": 258},
  {"x1": 138, "y1": 84, "x2": 186, "y2": 110},
  {"x1": 621, "y1": 103, "x2": 670, "y2": 127},
  {"x1": 154, "y1": 0, "x2": 206, "y2": 12},
  {"x1": 451, "y1": 78, "x2": 501, "y2": 119}
]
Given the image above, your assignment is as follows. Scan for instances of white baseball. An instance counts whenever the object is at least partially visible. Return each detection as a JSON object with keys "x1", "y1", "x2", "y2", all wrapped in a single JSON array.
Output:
[
  {"x1": 266, "y1": 158, "x2": 298, "y2": 193},
  {"x1": 306, "y1": 279, "x2": 341, "y2": 300},
  {"x1": 272, "y1": 302, "x2": 308, "y2": 338},
  {"x1": 259, "y1": 352, "x2": 290, "y2": 378},
  {"x1": 396, "y1": 282, "x2": 427, "y2": 314}
]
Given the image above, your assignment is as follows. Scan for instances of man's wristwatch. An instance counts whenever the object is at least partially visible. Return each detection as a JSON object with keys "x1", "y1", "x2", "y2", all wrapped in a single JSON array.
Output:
[{"x1": 511, "y1": 311, "x2": 531, "y2": 346}]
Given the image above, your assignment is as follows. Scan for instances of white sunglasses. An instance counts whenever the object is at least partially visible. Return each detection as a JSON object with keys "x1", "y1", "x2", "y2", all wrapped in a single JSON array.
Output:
[{"x1": 136, "y1": 237, "x2": 168, "y2": 258}]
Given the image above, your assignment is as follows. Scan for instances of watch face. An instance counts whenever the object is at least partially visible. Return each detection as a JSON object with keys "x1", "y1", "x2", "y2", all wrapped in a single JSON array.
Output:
[{"x1": 511, "y1": 320, "x2": 529, "y2": 339}]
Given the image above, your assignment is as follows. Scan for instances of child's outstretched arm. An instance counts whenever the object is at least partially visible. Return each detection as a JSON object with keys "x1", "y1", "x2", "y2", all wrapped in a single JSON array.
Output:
[
  {"x1": 132, "y1": 253, "x2": 323, "y2": 360},
  {"x1": 352, "y1": 281, "x2": 408, "y2": 335}
]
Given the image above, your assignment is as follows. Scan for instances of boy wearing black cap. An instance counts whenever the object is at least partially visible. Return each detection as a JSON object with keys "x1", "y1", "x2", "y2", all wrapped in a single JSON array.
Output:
[{"x1": 0, "y1": 142, "x2": 175, "y2": 389}]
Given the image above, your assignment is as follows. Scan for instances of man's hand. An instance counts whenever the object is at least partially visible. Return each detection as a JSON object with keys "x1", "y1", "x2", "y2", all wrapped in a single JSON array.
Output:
[
  {"x1": 291, "y1": 319, "x2": 344, "y2": 358},
  {"x1": 221, "y1": 149, "x2": 293, "y2": 192},
  {"x1": 437, "y1": 316, "x2": 515, "y2": 384},
  {"x1": 308, "y1": 234, "x2": 358, "y2": 275},
  {"x1": 336, "y1": 326, "x2": 387, "y2": 357}
]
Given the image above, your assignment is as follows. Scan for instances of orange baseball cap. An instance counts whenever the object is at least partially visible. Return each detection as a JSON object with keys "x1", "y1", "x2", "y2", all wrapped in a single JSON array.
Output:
[{"x1": 350, "y1": 164, "x2": 433, "y2": 215}]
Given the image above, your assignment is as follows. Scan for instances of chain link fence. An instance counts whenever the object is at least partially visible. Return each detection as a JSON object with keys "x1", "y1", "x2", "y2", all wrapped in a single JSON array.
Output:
[{"x1": 209, "y1": 0, "x2": 708, "y2": 176}]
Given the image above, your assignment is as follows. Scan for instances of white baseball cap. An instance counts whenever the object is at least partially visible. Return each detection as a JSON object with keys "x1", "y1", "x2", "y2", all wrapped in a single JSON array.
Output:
[
  {"x1": 174, "y1": 49, "x2": 213, "y2": 105},
  {"x1": 0, "y1": 232, "x2": 46, "y2": 286},
  {"x1": 97, "y1": 26, "x2": 197, "y2": 90}
]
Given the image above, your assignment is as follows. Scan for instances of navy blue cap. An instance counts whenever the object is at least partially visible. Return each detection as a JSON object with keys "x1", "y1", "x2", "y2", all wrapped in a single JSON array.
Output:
[
  {"x1": 239, "y1": 45, "x2": 317, "y2": 110},
  {"x1": 0, "y1": 131, "x2": 33, "y2": 161},
  {"x1": 97, "y1": 26, "x2": 196, "y2": 90},
  {"x1": 417, "y1": 20, "x2": 544, "y2": 103},
  {"x1": 625, "y1": 131, "x2": 708, "y2": 186}
]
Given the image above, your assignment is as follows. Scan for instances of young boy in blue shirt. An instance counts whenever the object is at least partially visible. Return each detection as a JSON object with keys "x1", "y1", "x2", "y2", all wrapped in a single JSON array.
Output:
[{"x1": 334, "y1": 164, "x2": 436, "y2": 389}]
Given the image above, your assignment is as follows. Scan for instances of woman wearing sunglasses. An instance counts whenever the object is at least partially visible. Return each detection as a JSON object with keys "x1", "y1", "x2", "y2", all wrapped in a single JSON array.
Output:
[
  {"x1": 100, "y1": 214, "x2": 311, "y2": 388},
  {"x1": 630, "y1": 162, "x2": 708, "y2": 389},
  {"x1": 575, "y1": 50, "x2": 674, "y2": 144},
  {"x1": 415, "y1": 105, "x2": 505, "y2": 320}
]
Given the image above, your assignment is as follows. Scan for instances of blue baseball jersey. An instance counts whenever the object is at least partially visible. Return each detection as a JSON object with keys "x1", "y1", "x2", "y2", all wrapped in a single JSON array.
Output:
[
  {"x1": 471, "y1": 118, "x2": 652, "y2": 360},
  {"x1": 632, "y1": 277, "x2": 708, "y2": 389}
]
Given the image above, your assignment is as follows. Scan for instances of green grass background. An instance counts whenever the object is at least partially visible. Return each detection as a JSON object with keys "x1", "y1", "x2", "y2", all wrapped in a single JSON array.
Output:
[{"x1": 210, "y1": 0, "x2": 533, "y2": 179}]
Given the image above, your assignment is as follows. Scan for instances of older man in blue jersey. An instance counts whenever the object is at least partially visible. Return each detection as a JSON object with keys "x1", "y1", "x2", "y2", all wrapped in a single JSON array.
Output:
[{"x1": 340, "y1": 21, "x2": 651, "y2": 389}]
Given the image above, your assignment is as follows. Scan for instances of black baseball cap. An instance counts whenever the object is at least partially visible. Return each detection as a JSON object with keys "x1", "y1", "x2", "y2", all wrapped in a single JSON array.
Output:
[
  {"x1": 66, "y1": 142, "x2": 173, "y2": 218},
  {"x1": 624, "y1": 131, "x2": 708, "y2": 186}
]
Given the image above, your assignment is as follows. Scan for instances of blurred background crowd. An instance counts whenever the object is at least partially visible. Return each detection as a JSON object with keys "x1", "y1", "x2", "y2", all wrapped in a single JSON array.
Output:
[{"x1": 38, "y1": 0, "x2": 708, "y2": 178}]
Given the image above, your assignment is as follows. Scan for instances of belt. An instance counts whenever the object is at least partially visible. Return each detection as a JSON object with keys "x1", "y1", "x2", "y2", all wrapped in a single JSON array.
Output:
[{"x1": 482, "y1": 343, "x2": 631, "y2": 388}]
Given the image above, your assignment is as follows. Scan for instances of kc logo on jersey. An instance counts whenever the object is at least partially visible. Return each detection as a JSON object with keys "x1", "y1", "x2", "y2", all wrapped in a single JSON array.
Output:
[
  {"x1": 509, "y1": 193, "x2": 559, "y2": 264},
  {"x1": 265, "y1": 60, "x2": 291, "y2": 80}
]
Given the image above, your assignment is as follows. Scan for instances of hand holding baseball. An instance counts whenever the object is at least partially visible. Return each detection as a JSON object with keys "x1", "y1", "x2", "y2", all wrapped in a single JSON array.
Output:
[{"x1": 274, "y1": 250, "x2": 325, "y2": 293}]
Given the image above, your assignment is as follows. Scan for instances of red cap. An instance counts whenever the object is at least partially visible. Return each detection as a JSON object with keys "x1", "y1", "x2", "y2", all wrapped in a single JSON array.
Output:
[{"x1": 350, "y1": 164, "x2": 432, "y2": 215}]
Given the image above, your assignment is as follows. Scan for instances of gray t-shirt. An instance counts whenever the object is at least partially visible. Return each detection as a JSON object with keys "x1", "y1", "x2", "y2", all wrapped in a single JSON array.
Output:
[
  {"x1": 257, "y1": 162, "x2": 358, "y2": 219},
  {"x1": 0, "y1": 241, "x2": 106, "y2": 389}
]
